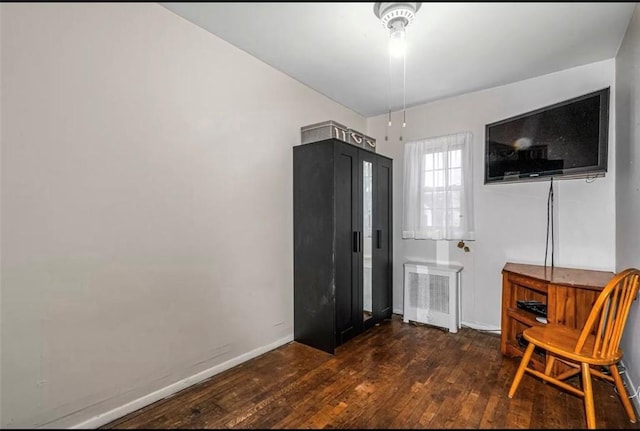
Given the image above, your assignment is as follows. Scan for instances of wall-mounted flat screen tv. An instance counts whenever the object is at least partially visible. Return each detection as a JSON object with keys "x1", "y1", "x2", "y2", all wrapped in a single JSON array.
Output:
[{"x1": 484, "y1": 87, "x2": 609, "y2": 184}]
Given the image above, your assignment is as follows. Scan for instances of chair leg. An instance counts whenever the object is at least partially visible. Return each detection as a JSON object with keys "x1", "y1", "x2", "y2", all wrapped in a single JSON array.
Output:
[
  {"x1": 509, "y1": 343, "x2": 535, "y2": 398},
  {"x1": 609, "y1": 364, "x2": 637, "y2": 423},
  {"x1": 581, "y1": 362, "x2": 596, "y2": 429},
  {"x1": 544, "y1": 354, "x2": 556, "y2": 379}
]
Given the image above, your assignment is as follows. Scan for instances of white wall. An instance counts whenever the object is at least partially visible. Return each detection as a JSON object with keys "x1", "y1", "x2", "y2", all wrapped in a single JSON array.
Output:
[
  {"x1": 368, "y1": 60, "x2": 616, "y2": 330},
  {"x1": 616, "y1": 3, "x2": 640, "y2": 413},
  {"x1": 0, "y1": 3, "x2": 364, "y2": 428}
]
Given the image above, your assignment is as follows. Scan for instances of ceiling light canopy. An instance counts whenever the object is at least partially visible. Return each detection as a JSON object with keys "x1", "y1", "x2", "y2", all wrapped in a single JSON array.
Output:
[{"x1": 374, "y1": 2, "x2": 422, "y2": 58}]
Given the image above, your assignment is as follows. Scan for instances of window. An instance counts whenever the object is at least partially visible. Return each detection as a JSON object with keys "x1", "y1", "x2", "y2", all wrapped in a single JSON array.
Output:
[{"x1": 402, "y1": 132, "x2": 474, "y2": 240}]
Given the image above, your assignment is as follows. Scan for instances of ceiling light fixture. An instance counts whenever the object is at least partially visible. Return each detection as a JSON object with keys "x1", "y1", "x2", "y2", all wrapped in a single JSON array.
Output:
[{"x1": 374, "y1": 2, "x2": 421, "y2": 137}]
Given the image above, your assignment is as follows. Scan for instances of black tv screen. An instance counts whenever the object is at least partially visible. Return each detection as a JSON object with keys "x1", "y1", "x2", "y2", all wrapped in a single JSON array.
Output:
[{"x1": 484, "y1": 88, "x2": 609, "y2": 184}]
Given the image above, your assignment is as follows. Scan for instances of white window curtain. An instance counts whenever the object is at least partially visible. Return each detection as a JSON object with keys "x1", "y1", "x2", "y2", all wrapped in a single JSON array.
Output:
[{"x1": 402, "y1": 132, "x2": 475, "y2": 240}]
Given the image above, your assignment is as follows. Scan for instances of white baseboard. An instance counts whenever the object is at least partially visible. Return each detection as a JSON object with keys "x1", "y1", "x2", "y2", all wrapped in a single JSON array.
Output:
[
  {"x1": 70, "y1": 335, "x2": 294, "y2": 429},
  {"x1": 460, "y1": 321, "x2": 501, "y2": 333},
  {"x1": 395, "y1": 310, "x2": 501, "y2": 334},
  {"x1": 620, "y1": 359, "x2": 640, "y2": 414}
]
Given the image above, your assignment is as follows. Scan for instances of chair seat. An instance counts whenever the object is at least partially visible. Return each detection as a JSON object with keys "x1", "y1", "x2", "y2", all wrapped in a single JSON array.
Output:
[{"x1": 523, "y1": 323, "x2": 623, "y2": 366}]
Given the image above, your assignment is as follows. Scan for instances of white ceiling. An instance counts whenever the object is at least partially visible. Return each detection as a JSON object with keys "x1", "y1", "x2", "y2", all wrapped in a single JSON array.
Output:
[{"x1": 160, "y1": 2, "x2": 636, "y2": 118}]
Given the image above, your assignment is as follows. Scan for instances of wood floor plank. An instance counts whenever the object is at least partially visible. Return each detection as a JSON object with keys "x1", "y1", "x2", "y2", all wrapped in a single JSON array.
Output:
[{"x1": 101, "y1": 315, "x2": 640, "y2": 429}]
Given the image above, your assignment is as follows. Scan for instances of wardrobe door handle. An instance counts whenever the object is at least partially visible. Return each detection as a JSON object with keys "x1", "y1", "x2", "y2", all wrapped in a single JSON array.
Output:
[
  {"x1": 376, "y1": 230, "x2": 382, "y2": 249},
  {"x1": 353, "y1": 231, "x2": 359, "y2": 253}
]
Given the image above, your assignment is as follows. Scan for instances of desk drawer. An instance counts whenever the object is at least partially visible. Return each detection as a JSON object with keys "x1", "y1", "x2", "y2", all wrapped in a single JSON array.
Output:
[{"x1": 508, "y1": 273, "x2": 548, "y2": 293}]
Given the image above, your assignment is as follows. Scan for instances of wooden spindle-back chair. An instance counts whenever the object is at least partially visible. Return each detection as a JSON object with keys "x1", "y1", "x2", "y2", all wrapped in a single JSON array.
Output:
[{"x1": 508, "y1": 268, "x2": 640, "y2": 429}]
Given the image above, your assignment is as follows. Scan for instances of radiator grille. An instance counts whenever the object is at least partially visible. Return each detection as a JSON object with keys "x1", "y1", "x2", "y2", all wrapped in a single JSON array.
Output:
[
  {"x1": 403, "y1": 262, "x2": 462, "y2": 332},
  {"x1": 408, "y1": 272, "x2": 450, "y2": 313}
]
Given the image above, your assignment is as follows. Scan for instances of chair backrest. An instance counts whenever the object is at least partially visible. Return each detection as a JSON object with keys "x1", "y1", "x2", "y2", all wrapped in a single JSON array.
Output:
[{"x1": 575, "y1": 268, "x2": 640, "y2": 359}]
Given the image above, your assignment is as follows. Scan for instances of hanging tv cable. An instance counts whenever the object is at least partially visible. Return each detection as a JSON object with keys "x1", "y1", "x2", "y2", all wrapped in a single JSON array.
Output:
[{"x1": 544, "y1": 178, "x2": 555, "y2": 268}]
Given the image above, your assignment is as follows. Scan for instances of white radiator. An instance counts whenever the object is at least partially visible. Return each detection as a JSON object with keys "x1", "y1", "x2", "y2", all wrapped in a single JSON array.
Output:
[{"x1": 403, "y1": 262, "x2": 463, "y2": 333}]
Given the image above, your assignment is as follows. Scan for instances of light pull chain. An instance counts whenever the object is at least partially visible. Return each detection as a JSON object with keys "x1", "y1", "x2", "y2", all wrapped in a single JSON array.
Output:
[
  {"x1": 388, "y1": 47, "x2": 392, "y2": 127},
  {"x1": 400, "y1": 48, "x2": 406, "y2": 141},
  {"x1": 385, "y1": 110, "x2": 390, "y2": 142},
  {"x1": 385, "y1": 47, "x2": 392, "y2": 141},
  {"x1": 403, "y1": 48, "x2": 407, "y2": 128}
]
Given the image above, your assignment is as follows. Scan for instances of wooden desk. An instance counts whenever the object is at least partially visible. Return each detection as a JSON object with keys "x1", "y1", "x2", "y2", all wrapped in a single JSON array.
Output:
[{"x1": 500, "y1": 262, "x2": 614, "y2": 371}]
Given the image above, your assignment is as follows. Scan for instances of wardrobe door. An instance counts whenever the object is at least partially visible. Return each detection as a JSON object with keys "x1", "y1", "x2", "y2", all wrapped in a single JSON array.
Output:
[
  {"x1": 293, "y1": 141, "x2": 337, "y2": 354},
  {"x1": 373, "y1": 155, "x2": 393, "y2": 321},
  {"x1": 334, "y1": 142, "x2": 360, "y2": 346},
  {"x1": 359, "y1": 150, "x2": 376, "y2": 331}
]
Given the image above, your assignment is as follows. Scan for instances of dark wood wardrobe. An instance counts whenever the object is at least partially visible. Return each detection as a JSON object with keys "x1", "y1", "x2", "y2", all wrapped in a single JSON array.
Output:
[{"x1": 293, "y1": 138, "x2": 393, "y2": 354}]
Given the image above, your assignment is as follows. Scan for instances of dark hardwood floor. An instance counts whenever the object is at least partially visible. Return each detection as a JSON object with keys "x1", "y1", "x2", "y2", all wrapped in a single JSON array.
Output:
[{"x1": 102, "y1": 315, "x2": 639, "y2": 429}]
